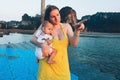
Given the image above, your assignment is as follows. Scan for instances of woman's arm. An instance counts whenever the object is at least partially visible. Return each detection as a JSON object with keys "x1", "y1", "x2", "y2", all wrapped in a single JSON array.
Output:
[
  {"x1": 30, "y1": 26, "x2": 42, "y2": 47},
  {"x1": 30, "y1": 30, "x2": 41, "y2": 47},
  {"x1": 66, "y1": 23, "x2": 85, "y2": 46}
]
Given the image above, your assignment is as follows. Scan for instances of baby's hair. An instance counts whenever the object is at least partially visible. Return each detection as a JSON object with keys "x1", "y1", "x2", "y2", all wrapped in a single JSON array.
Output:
[{"x1": 42, "y1": 21, "x2": 52, "y2": 28}]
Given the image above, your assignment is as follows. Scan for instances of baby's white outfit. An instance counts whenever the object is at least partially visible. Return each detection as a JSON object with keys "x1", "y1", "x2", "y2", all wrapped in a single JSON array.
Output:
[{"x1": 35, "y1": 29, "x2": 52, "y2": 59}]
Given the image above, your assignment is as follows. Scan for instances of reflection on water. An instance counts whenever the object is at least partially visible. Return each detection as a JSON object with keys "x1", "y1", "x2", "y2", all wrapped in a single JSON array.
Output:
[{"x1": 0, "y1": 33, "x2": 32, "y2": 44}]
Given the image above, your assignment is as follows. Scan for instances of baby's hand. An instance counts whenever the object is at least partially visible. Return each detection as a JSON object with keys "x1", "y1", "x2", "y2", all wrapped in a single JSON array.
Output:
[{"x1": 44, "y1": 38, "x2": 52, "y2": 45}]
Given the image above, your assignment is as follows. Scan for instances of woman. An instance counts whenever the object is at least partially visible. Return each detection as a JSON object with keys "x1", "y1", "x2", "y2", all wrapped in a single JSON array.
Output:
[{"x1": 30, "y1": 5, "x2": 85, "y2": 80}]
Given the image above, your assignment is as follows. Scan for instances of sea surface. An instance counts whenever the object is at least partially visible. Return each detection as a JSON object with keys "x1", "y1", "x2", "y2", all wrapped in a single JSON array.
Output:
[
  {"x1": 69, "y1": 33, "x2": 120, "y2": 80},
  {"x1": 0, "y1": 33, "x2": 120, "y2": 80}
]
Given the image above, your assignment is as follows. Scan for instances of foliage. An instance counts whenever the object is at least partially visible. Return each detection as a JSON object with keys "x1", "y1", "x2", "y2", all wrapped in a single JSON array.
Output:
[
  {"x1": 1, "y1": 12, "x2": 120, "y2": 33},
  {"x1": 81, "y1": 12, "x2": 120, "y2": 33}
]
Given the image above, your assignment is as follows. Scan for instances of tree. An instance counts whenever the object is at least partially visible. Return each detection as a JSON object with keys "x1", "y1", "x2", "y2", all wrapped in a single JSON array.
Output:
[{"x1": 22, "y1": 13, "x2": 31, "y2": 21}]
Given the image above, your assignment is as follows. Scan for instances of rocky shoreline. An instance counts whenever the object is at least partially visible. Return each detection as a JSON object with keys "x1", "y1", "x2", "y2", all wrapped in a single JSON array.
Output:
[
  {"x1": 1, "y1": 29, "x2": 120, "y2": 37},
  {"x1": 0, "y1": 29, "x2": 36, "y2": 37}
]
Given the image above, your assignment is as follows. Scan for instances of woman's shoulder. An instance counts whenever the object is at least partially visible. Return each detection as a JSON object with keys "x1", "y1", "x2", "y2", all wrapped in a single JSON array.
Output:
[
  {"x1": 61, "y1": 23, "x2": 73, "y2": 34},
  {"x1": 61, "y1": 23, "x2": 71, "y2": 29}
]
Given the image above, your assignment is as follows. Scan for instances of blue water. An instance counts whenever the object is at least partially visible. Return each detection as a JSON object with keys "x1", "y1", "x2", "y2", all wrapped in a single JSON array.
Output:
[
  {"x1": 0, "y1": 33, "x2": 78, "y2": 80},
  {"x1": 0, "y1": 48, "x2": 37, "y2": 80},
  {"x1": 0, "y1": 48, "x2": 78, "y2": 80},
  {"x1": 68, "y1": 33, "x2": 120, "y2": 80},
  {"x1": 0, "y1": 33, "x2": 120, "y2": 80}
]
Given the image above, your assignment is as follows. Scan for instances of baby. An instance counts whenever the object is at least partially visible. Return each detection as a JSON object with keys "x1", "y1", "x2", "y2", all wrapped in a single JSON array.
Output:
[{"x1": 35, "y1": 21, "x2": 56, "y2": 64}]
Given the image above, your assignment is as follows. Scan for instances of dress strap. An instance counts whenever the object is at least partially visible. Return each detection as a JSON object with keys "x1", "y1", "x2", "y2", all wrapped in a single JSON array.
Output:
[{"x1": 60, "y1": 24, "x2": 68, "y2": 38}]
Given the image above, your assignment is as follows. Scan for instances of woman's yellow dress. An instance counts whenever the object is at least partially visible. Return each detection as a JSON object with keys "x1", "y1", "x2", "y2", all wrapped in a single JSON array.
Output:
[{"x1": 37, "y1": 24, "x2": 71, "y2": 80}]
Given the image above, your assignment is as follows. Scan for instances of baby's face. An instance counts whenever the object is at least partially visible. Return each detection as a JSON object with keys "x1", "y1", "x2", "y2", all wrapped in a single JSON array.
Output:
[{"x1": 44, "y1": 24, "x2": 53, "y2": 35}]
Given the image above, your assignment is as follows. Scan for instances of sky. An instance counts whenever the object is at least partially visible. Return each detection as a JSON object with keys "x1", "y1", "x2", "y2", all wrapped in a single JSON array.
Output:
[{"x1": 0, "y1": 0, "x2": 120, "y2": 21}]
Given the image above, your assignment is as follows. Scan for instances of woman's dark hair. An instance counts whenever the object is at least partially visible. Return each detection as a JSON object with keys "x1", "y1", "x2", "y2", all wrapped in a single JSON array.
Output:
[
  {"x1": 60, "y1": 6, "x2": 77, "y2": 31},
  {"x1": 44, "y1": 5, "x2": 59, "y2": 21},
  {"x1": 60, "y1": 6, "x2": 72, "y2": 22}
]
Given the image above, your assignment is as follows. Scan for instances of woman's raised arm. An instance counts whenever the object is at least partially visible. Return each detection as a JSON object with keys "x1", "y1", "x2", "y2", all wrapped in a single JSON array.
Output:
[{"x1": 66, "y1": 23, "x2": 85, "y2": 46}]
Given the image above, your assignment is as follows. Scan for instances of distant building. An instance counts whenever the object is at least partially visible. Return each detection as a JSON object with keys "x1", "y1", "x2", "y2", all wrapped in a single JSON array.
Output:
[
  {"x1": 7, "y1": 21, "x2": 20, "y2": 28},
  {"x1": 0, "y1": 21, "x2": 6, "y2": 29},
  {"x1": 21, "y1": 21, "x2": 31, "y2": 26}
]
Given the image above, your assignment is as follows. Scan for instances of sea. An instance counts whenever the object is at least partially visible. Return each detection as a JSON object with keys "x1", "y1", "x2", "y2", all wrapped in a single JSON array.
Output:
[
  {"x1": 69, "y1": 33, "x2": 120, "y2": 80},
  {"x1": 0, "y1": 33, "x2": 120, "y2": 80}
]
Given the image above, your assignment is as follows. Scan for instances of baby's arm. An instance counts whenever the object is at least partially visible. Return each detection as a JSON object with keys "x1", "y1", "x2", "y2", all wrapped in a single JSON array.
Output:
[
  {"x1": 42, "y1": 35, "x2": 53, "y2": 45},
  {"x1": 43, "y1": 39, "x2": 52, "y2": 45}
]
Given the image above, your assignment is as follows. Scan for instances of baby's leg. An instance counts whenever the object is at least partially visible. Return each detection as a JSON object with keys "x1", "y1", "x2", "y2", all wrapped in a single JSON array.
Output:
[{"x1": 47, "y1": 48, "x2": 56, "y2": 64}]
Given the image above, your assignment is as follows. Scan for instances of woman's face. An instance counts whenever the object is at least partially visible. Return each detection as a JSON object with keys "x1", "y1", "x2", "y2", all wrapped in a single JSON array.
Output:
[{"x1": 49, "y1": 9, "x2": 61, "y2": 25}]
